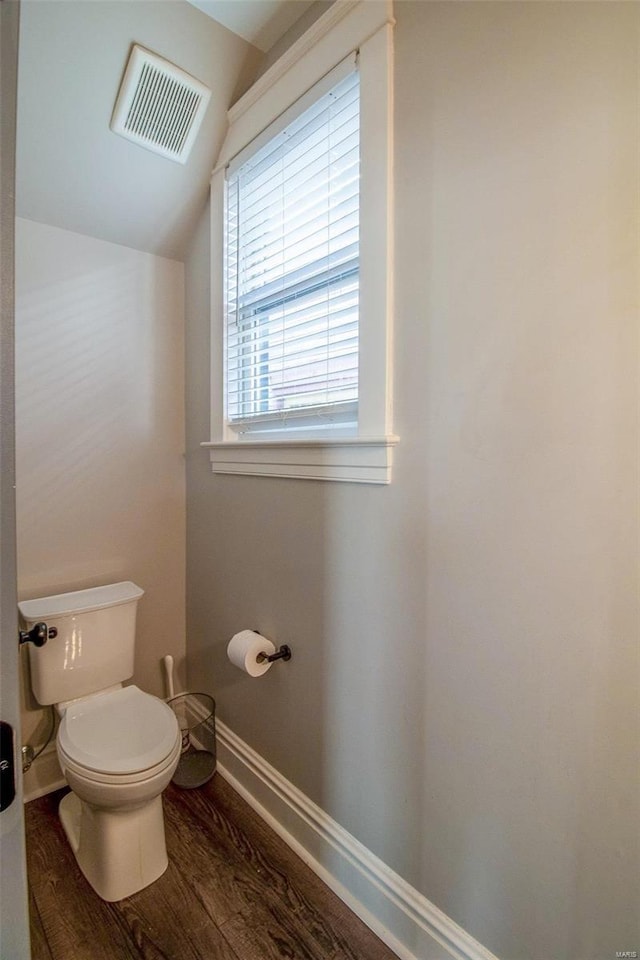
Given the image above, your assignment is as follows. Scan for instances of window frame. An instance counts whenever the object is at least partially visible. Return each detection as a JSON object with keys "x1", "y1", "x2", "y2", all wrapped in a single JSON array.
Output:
[{"x1": 202, "y1": 0, "x2": 397, "y2": 484}]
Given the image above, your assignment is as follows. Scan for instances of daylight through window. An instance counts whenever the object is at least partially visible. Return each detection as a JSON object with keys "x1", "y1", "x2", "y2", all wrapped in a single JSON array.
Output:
[{"x1": 225, "y1": 68, "x2": 360, "y2": 435}]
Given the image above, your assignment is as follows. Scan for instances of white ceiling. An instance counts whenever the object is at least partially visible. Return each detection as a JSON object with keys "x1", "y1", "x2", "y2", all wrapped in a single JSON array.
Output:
[{"x1": 185, "y1": 0, "x2": 316, "y2": 52}]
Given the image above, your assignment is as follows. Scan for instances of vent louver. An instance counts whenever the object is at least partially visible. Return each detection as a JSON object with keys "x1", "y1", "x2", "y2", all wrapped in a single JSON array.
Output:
[{"x1": 111, "y1": 45, "x2": 211, "y2": 164}]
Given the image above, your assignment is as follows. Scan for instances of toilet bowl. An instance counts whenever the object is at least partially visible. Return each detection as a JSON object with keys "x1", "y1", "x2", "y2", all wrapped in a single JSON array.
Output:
[
  {"x1": 57, "y1": 685, "x2": 180, "y2": 808},
  {"x1": 19, "y1": 581, "x2": 181, "y2": 902},
  {"x1": 55, "y1": 685, "x2": 180, "y2": 901}
]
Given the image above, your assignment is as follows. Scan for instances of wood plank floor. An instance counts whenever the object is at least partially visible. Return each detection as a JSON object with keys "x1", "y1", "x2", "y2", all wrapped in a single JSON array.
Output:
[{"x1": 25, "y1": 775, "x2": 399, "y2": 960}]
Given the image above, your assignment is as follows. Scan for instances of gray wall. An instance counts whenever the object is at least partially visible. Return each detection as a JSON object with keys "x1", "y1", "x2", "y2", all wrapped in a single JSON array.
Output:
[{"x1": 185, "y1": 4, "x2": 640, "y2": 958}]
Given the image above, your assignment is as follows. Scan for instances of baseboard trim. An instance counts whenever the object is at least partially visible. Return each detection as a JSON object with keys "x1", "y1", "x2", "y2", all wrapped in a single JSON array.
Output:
[{"x1": 216, "y1": 720, "x2": 498, "y2": 960}]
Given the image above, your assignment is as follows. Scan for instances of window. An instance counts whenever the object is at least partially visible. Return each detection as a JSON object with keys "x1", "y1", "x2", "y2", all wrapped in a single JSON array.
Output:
[
  {"x1": 204, "y1": 0, "x2": 397, "y2": 483},
  {"x1": 225, "y1": 67, "x2": 360, "y2": 437}
]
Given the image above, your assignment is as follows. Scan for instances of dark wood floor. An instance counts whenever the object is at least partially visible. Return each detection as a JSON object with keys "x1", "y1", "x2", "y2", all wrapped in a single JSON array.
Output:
[{"x1": 26, "y1": 774, "x2": 399, "y2": 960}]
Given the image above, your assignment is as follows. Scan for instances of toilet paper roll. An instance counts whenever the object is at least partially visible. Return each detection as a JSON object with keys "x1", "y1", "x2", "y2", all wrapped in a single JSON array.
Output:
[{"x1": 227, "y1": 630, "x2": 276, "y2": 678}]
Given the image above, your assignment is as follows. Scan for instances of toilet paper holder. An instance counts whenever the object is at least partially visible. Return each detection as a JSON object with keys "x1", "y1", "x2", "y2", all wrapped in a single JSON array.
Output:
[
  {"x1": 256, "y1": 644, "x2": 291, "y2": 664},
  {"x1": 254, "y1": 632, "x2": 292, "y2": 664}
]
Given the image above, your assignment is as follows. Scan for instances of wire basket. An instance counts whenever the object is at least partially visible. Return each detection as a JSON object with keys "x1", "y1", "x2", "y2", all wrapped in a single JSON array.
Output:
[{"x1": 167, "y1": 693, "x2": 216, "y2": 789}]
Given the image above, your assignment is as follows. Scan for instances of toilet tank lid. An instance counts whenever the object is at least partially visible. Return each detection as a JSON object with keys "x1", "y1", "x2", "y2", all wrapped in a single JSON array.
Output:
[{"x1": 19, "y1": 581, "x2": 144, "y2": 622}]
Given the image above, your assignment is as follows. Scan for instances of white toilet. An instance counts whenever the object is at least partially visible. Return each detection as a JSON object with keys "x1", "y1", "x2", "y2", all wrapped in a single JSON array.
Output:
[{"x1": 19, "y1": 581, "x2": 181, "y2": 902}]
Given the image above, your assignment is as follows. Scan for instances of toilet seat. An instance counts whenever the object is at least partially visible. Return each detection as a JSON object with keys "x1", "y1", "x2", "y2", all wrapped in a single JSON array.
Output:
[
  {"x1": 57, "y1": 685, "x2": 179, "y2": 776},
  {"x1": 57, "y1": 738, "x2": 181, "y2": 789}
]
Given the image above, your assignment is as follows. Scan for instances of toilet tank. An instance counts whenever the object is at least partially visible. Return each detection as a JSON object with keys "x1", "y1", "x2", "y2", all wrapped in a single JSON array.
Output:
[{"x1": 19, "y1": 581, "x2": 144, "y2": 706}]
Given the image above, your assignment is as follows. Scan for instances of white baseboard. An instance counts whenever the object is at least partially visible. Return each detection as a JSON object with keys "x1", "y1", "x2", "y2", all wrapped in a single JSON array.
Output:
[{"x1": 216, "y1": 720, "x2": 499, "y2": 960}]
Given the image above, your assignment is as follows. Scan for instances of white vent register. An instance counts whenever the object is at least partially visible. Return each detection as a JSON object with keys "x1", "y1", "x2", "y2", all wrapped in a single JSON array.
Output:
[{"x1": 111, "y1": 45, "x2": 211, "y2": 164}]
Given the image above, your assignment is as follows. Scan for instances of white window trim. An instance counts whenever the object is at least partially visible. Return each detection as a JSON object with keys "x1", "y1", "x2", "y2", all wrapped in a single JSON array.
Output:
[{"x1": 202, "y1": 0, "x2": 397, "y2": 484}]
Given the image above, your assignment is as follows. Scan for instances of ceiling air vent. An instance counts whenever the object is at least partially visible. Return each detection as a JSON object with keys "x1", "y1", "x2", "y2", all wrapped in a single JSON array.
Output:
[{"x1": 111, "y1": 45, "x2": 211, "y2": 164}]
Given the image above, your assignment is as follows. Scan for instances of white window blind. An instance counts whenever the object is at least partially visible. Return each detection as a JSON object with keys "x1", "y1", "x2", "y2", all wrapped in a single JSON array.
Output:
[{"x1": 225, "y1": 67, "x2": 360, "y2": 434}]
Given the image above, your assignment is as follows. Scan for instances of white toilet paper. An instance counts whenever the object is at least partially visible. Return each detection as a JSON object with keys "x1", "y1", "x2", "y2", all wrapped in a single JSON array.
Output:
[{"x1": 227, "y1": 630, "x2": 276, "y2": 677}]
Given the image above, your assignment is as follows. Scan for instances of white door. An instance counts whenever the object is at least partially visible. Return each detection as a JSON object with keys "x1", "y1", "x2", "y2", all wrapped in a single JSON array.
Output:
[{"x1": 0, "y1": 1, "x2": 32, "y2": 957}]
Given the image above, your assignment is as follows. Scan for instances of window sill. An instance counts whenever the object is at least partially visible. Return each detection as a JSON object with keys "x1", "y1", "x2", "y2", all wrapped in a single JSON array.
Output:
[{"x1": 200, "y1": 436, "x2": 399, "y2": 484}]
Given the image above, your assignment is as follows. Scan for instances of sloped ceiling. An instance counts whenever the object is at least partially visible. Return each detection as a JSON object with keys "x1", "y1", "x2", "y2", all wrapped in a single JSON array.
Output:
[
  {"x1": 185, "y1": 0, "x2": 316, "y2": 51},
  {"x1": 16, "y1": 0, "x2": 265, "y2": 261}
]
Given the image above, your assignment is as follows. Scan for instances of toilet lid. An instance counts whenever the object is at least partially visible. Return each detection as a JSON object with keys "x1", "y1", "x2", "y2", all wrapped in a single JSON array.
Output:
[{"x1": 58, "y1": 685, "x2": 179, "y2": 775}]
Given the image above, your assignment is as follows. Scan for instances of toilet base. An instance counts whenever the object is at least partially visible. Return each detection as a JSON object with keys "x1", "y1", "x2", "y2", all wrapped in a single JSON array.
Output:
[{"x1": 59, "y1": 790, "x2": 169, "y2": 901}]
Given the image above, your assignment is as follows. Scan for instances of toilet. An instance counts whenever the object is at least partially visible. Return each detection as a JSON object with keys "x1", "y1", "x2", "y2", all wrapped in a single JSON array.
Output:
[{"x1": 19, "y1": 581, "x2": 181, "y2": 902}]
